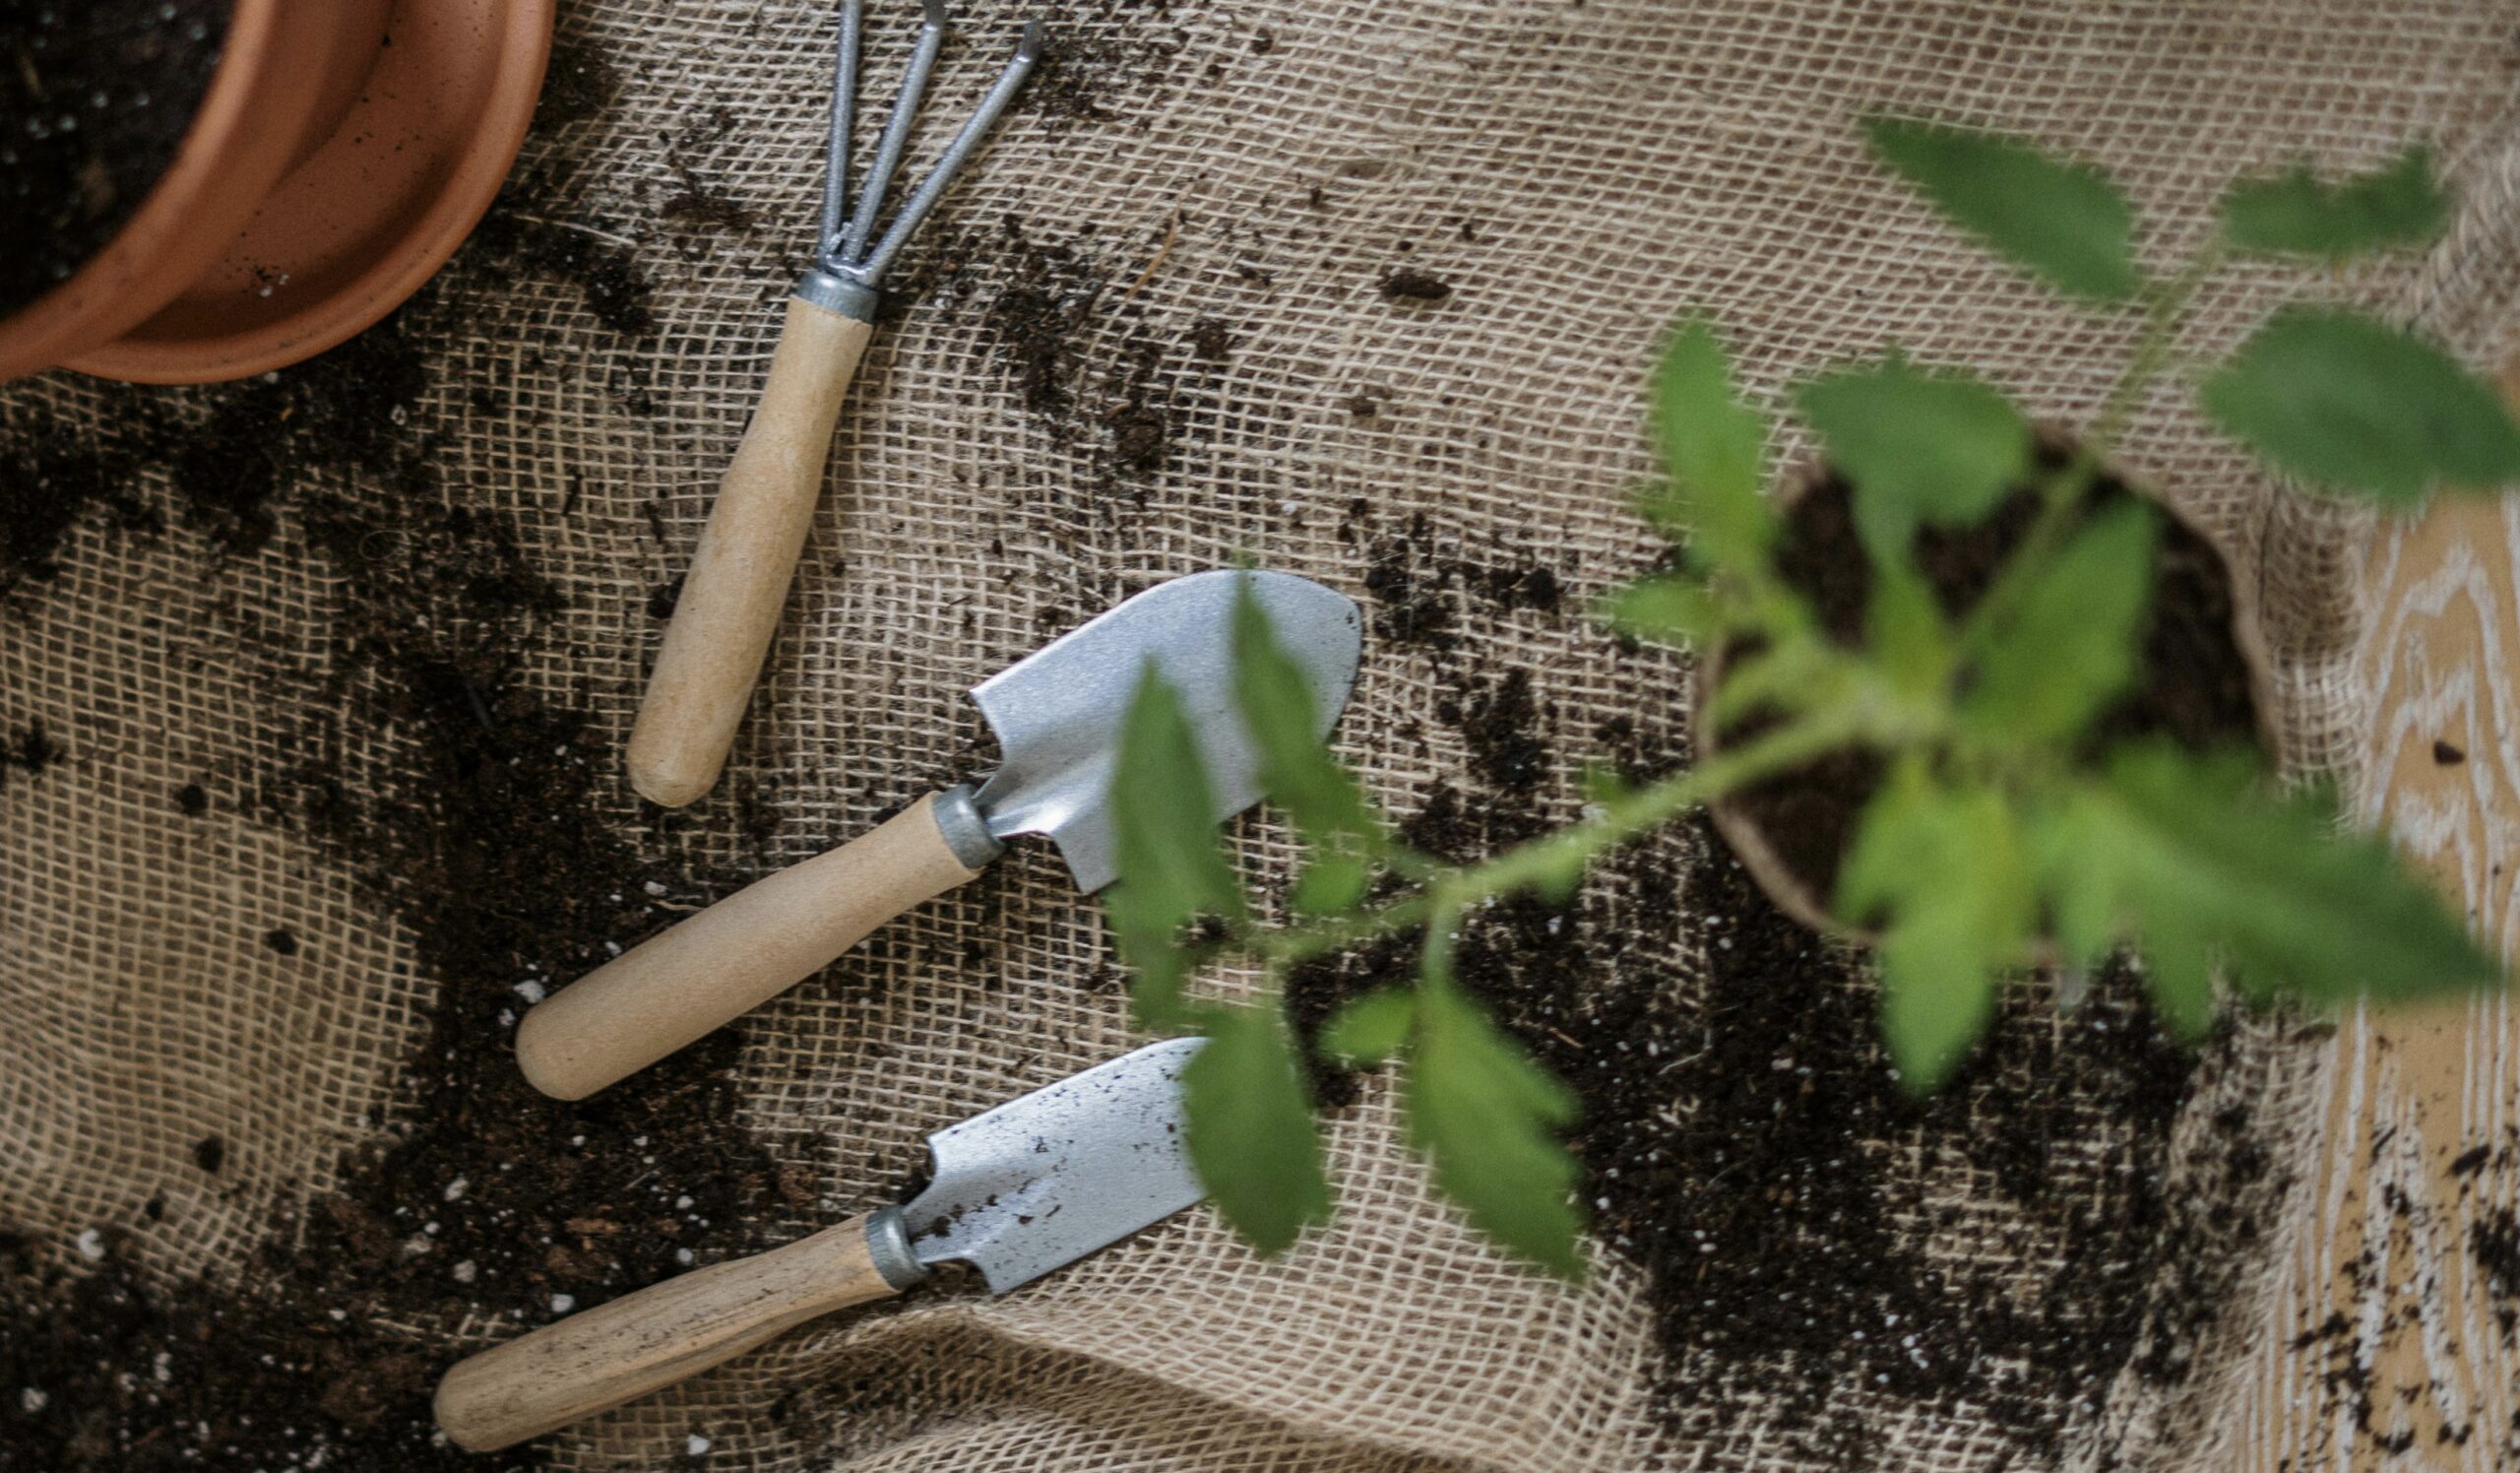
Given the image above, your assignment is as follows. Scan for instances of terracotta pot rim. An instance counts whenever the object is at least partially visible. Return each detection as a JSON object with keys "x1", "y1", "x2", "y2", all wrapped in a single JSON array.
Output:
[
  {"x1": 0, "y1": 0, "x2": 304, "y2": 378},
  {"x1": 66, "y1": 0, "x2": 555, "y2": 383},
  {"x1": 1694, "y1": 437, "x2": 2286, "y2": 945}
]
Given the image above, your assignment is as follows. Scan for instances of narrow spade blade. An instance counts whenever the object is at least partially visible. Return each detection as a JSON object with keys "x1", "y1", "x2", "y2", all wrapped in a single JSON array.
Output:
[
  {"x1": 968, "y1": 570, "x2": 1363, "y2": 894},
  {"x1": 901, "y1": 1037, "x2": 1205, "y2": 1293}
]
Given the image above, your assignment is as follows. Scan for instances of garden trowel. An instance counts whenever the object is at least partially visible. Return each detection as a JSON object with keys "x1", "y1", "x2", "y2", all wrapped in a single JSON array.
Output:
[
  {"x1": 435, "y1": 1038, "x2": 1207, "y2": 1451},
  {"x1": 519, "y1": 570, "x2": 1361, "y2": 1100}
]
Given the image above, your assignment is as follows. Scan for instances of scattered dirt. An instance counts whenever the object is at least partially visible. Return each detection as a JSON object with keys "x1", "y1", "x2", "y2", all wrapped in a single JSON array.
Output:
[
  {"x1": 1290, "y1": 483, "x2": 2277, "y2": 1459},
  {"x1": 1378, "y1": 268, "x2": 1454, "y2": 302},
  {"x1": 1722, "y1": 451, "x2": 2264, "y2": 906},
  {"x1": 1440, "y1": 669, "x2": 1551, "y2": 795},
  {"x1": 532, "y1": 38, "x2": 622, "y2": 131},
  {"x1": 2435, "y1": 739, "x2": 2467, "y2": 765},
  {"x1": 1023, "y1": 21, "x2": 1189, "y2": 133},
  {"x1": 0, "y1": 409, "x2": 164, "y2": 600},
  {"x1": 662, "y1": 183, "x2": 759, "y2": 234},
  {"x1": 468, "y1": 180, "x2": 662, "y2": 340},
  {"x1": 1340, "y1": 504, "x2": 1567, "y2": 654},
  {"x1": 0, "y1": 11, "x2": 2302, "y2": 1471},
  {"x1": 0, "y1": 37, "x2": 792, "y2": 1471},
  {"x1": 1294, "y1": 794, "x2": 2265, "y2": 1467},
  {"x1": 969, "y1": 213, "x2": 1242, "y2": 492},
  {"x1": 0, "y1": 1, "x2": 231, "y2": 320}
]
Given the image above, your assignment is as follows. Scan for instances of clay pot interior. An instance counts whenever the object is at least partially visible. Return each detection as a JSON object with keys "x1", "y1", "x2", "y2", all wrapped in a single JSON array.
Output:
[
  {"x1": 0, "y1": 0, "x2": 553, "y2": 385},
  {"x1": 1695, "y1": 440, "x2": 2283, "y2": 941}
]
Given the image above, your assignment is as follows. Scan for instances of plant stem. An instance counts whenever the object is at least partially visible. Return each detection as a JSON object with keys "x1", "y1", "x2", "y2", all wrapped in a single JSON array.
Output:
[
  {"x1": 1958, "y1": 243, "x2": 2226, "y2": 657},
  {"x1": 1248, "y1": 710, "x2": 1865, "y2": 965}
]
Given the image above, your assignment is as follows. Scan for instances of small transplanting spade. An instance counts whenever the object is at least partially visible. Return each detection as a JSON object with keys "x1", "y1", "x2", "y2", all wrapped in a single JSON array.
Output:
[{"x1": 1105, "y1": 120, "x2": 2519, "y2": 1276}]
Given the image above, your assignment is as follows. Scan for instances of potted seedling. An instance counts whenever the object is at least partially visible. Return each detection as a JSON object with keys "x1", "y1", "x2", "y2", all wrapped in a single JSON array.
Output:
[
  {"x1": 0, "y1": 0, "x2": 553, "y2": 385},
  {"x1": 1104, "y1": 120, "x2": 2519, "y2": 1275}
]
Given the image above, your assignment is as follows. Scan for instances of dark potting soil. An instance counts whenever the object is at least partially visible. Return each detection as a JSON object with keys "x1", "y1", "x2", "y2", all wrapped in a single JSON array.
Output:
[
  {"x1": 1291, "y1": 492, "x2": 2279, "y2": 1461},
  {"x1": 0, "y1": 10, "x2": 2299, "y2": 1470},
  {"x1": 1725, "y1": 451, "x2": 2264, "y2": 906},
  {"x1": 0, "y1": 0, "x2": 231, "y2": 321},
  {"x1": 0, "y1": 34, "x2": 806, "y2": 1471},
  {"x1": 1292, "y1": 792, "x2": 2258, "y2": 1465}
]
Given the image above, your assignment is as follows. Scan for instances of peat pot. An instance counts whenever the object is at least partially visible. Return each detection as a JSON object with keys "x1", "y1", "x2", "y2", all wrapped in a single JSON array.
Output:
[{"x1": 1694, "y1": 439, "x2": 2283, "y2": 940}]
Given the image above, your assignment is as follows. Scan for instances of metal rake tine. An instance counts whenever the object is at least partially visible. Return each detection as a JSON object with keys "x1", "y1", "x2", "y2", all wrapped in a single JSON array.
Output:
[
  {"x1": 834, "y1": 0, "x2": 952, "y2": 267},
  {"x1": 817, "y1": 0, "x2": 864, "y2": 258},
  {"x1": 856, "y1": 20, "x2": 1043, "y2": 282}
]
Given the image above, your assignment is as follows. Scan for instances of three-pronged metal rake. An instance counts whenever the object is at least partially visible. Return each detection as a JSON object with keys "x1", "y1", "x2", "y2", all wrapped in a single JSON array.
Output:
[{"x1": 627, "y1": 1, "x2": 1042, "y2": 810}]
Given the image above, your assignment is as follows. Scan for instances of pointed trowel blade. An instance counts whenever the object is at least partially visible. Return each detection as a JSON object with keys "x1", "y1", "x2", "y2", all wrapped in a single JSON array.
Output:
[
  {"x1": 901, "y1": 1037, "x2": 1205, "y2": 1293},
  {"x1": 968, "y1": 569, "x2": 1363, "y2": 894}
]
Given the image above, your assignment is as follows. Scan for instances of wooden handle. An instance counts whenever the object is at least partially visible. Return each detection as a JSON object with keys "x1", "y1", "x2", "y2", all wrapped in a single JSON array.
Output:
[
  {"x1": 627, "y1": 296, "x2": 877, "y2": 809},
  {"x1": 433, "y1": 1211, "x2": 916, "y2": 1451},
  {"x1": 515, "y1": 792, "x2": 987, "y2": 1100}
]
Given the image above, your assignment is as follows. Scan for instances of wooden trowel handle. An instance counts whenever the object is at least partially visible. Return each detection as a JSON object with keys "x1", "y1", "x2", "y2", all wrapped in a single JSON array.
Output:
[
  {"x1": 516, "y1": 790, "x2": 1000, "y2": 1101},
  {"x1": 433, "y1": 1210, "x2": 924, "y2": 1451},
  {"x1": 626, "y1": 296, "x2": 876, "y2": 810}
]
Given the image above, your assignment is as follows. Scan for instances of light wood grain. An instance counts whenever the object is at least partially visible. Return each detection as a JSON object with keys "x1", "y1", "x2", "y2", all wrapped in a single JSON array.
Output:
[
  {"x1": 433, "y1": 1213, "x2": 906, "y2": 1451},
  {"x1": 627, "y1": 296, "x2": 875, "y2": 809},
  {"x1": 514, "y1": 792, "x2": 982, "y2": 1099},
  {"x1": 2225, "y1": 396, "x2": 2520, "y2": 1468}
]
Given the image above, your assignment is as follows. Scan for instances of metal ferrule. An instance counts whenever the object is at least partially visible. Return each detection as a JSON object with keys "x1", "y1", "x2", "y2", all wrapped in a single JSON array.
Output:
[
  {"x1": 794, "y1": 266, "x2": 881, "y2": 323},
  {"x1": 930, "y1": 784, "x2": 1006, "y2": 871},
  {"x1": 862, "y1": 1205, "x2": 927, "y2": 1291}
]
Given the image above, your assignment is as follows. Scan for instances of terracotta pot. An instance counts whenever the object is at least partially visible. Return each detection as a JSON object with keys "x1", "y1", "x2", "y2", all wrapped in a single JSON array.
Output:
[
  {"x1": 1694, "y1": 445, "x2": 2283, "y2": 941},
  {"x1": 0, "y1": 0, "x2": 554, "y2": 386}
]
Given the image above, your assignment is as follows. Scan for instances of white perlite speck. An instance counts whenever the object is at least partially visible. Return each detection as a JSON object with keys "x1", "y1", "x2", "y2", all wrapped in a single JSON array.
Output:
[
  {"x1": 687, "y1": 1434, "x2": 713, "y2": 1454},
  {"x1": 442, "y1": 1177, "x2": 469, "y2": 1202},
  {"x1": 73, "y1": 1229, "x2": 104, "y2": 1261},
  {"x1": 19, "y1": 1388, "x2": 46, "y2": 1414},
  {"x1": 550, "y1": 1294, "x2": 575, "y2": 1313},
  {"x1": 452, "y1": 1259, "x2": 477, "y2": 1285}
]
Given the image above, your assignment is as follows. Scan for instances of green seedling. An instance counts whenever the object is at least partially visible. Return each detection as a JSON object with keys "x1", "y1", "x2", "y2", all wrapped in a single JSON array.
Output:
[{"x1": 1105, "y1": 125, "x2": 2515, "y2": 1274}]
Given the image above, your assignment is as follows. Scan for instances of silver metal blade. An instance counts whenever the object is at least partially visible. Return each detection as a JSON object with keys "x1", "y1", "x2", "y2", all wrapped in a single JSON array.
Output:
[
  {"x1": 968, "y1": 570, "x2": 1363, "y2": 894},
  {"x1": 901, "y1": 1037, "x2": 1205, "y2": 1293}
]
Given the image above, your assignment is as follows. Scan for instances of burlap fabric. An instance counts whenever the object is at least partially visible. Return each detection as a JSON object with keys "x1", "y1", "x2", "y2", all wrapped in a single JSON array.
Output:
[{"x1": 7, "y1": 1, "x2": 2520, "y2": 1468}]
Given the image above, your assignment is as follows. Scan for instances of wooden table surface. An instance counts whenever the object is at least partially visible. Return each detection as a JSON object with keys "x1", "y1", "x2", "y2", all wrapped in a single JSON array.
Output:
[{"x1": 2225, "y1": 380, "x2": 2520, "y2": 1469}]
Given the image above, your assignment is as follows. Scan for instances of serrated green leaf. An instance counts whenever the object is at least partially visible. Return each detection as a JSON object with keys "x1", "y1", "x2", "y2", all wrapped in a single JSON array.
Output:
[
  {"x1": 1838, "y1": 764, "x2": 2035, "y2": 1092},
  {"x1": 1233, "y1": 583, "x2": 1383, "y2": 851},
  {"x1": 1960, "y1": 499, "x2": 2159, "y2": 745},
  {"x1": 2221, "y1": 146, "x2": 2447, "y2": 262},
  {"x1": 1864, "y1": 117, "x2": 2145, "y2": 301},
  {"x1": 1704, "y1": 640, "x2": 1839, "y2": 732},
  {"x1": 1796, "y1": 360, "x2": 2033, "y2": 563},
  {"x1": 2028, "y1": 798, "x2": 2122, "y2": 972},
  {"x1": 1183, "y1": 1002, "x2": 1332, "y2": 1256},
  {"x1": 2140, "y1": 918, "x2": 2218, "y2": 1043},
  {"x1": 1291, "y1": 851, "x2": 1370, "y2": 916},
  {"x1": 1601, "y1": 574, "x2": 1718, "y2": 650},
  {"x1": 2106, "y1": 746, "x2": 2504, "y2": 1003},
  {"x1": 1408, "y1": 964, "x2": 1584, "y2": 1277},
  {"x1": 1643, "y1": 318, "x2": 1776, "y2": 572},
  {"x1": 1865, "y1": 561, "x2": 1952, "y2": 700},
  {"x1": 2065, "y1": 742, "x2": 2503, "y2": 1015},
  {"x1": 1879, "y1": 934, "x2": 2000, "y2": 1095},
  {"x1": 1321, "y1": 988, "x2": 1417, "y2": 1068},
  {"x1": 2201, "y1": 306, "x2": 2520, "y2": 503},
  {"x1": 1108, "y1": 664, "x2": 1244, "y2": 1028}
]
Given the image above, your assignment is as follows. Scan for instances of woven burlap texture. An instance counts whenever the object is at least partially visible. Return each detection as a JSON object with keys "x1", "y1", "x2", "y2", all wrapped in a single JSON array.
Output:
[{"x1": 7, "y1": 0, "x2": 2520, "y2": 1468}]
